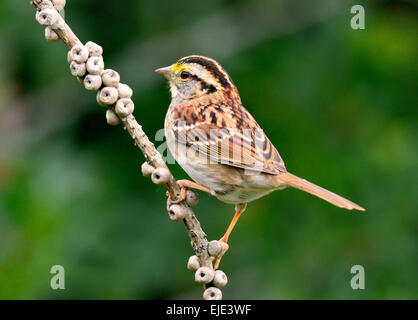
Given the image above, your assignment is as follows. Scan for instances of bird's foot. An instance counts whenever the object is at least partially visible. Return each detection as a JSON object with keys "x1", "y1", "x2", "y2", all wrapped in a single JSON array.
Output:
[
  {"x1": 211, "y1": 238, "x2": 230, "y2": 270},
  {"x1": 168, "y1": 179, "x2": 211, "y2": 204}
]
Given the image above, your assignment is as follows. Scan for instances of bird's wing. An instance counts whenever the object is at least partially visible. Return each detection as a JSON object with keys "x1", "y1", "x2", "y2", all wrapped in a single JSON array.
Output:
[{"x1": 167, "y1": 101, "x2": 286, "y2": 175}]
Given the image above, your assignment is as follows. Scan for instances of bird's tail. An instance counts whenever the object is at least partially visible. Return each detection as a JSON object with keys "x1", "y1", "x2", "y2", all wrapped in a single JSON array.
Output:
[{"x1": 277, "y1": 172, "x2": 365, "y2": 211}]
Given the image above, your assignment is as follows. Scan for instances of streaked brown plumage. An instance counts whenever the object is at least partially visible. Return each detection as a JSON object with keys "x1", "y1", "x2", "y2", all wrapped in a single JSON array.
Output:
[{"x1": 156, "y1": 55, "x2": 365, "y2": 268}]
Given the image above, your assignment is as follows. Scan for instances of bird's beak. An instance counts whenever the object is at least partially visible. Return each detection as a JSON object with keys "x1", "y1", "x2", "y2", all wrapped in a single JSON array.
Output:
[{"x1": 155, "y1": 66, "x2": 172, "y2": 76}]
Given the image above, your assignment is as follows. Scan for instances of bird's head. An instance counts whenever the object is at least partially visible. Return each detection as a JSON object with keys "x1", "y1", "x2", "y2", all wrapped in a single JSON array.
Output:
[{"x1": 155, "y1": 55, "x2": 236, "y2": 105}]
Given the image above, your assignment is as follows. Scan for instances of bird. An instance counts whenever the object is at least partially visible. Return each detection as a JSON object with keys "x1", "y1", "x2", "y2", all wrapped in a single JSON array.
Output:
[{"x1": 155, "y1": 55, "x2": 365, "y2": 268}]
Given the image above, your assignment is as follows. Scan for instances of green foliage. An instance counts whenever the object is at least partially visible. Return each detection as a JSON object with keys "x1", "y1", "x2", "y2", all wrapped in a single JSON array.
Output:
[{"x1": 0, "y1": 0, "x2": 416, "y2": 299}]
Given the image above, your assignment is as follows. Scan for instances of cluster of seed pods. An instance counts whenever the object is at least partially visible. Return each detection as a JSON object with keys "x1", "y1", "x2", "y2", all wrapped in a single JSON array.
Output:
[
  {"x1": 142, "y1": 164, "x2": 228, "y2": 300},
  {"x1": 36, "y1": 0, "x2": 134, "y2": 126},
  {"x1": 35, "y1": 0, "x2": 65, "y2": 40},
  {"x1": 68, "y1": 41, "x2": 134, "y2": 125},
  {"x1": 187, "y1": 240, "x2": 228, "y2": 300}
]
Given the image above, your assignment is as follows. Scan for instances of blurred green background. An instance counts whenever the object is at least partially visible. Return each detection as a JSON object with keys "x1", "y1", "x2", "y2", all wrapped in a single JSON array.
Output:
[{"x1": 0, "y1": 0, "x2": 416, "y2": 299}]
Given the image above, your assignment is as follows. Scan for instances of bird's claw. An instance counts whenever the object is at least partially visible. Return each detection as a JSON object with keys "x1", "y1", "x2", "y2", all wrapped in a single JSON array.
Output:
[
  {"x1": 211, "y1": 240, "x2": 229, "y2": 270},
  {"x1": 167, "y1": 186, "x2": 187, "y2": 205}
]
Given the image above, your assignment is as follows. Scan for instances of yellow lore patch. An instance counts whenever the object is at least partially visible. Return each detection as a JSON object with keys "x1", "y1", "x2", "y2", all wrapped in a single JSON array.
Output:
[{"x1": 171, "y1": 63, "x2": 184, "y2": 72}]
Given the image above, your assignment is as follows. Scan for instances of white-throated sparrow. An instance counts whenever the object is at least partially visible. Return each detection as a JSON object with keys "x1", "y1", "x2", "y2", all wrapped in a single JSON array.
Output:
[{"x1": 156, "y1": 55, "x2": 364, "y2": 268}]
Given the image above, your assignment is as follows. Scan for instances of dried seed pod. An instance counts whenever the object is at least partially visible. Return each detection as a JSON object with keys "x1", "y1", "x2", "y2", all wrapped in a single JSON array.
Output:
[
  {"x1": 36, "y1": 8, "x2": 60, "y2": 26},
  {"x1": 67, "y1": 50, "x2": 72, "y2": 63},
  {"x1": 213, "y1": 270, "x2": 228, "y2": 288},
  {"x1": 187, "y1": 255, "x2": 200, "y2": 271},
  {"x1": 70, "y1": 61, "x2": 86, "y2": 77},
  {"x1": 45, "y1": 26, "x2": 59, "y2": 42},
  {"x1": 117, "y1": 83, "x2": 133, "y2": 99},
  {"x1": 85, "y1": 41, "x2": 103, "y2": 57},
  {"x1": 195, "y1": 267, "x2": 215, "y2": 284},
  {"x1": 52, "y1": 0, "x2": 66, "y2": 11},
  {"x1": 207, "y1": 240, "x2": 222, "y2": 257},
  {"x1": 105, "y1": 109, "x2": 121, "y2": 126},
  {"x1": 185, "y1": 189, "x2": 199, "y2": 207},
  {"x1": 151, "y1": 167, "x2": 170, "y2": 185},
  {"x1": 102, "y1": 69, "x2": 120, "y2": 87},
  {"x1": 96, "y1": 91, "x2": 106, "y2": 107},
  {"x1": 83, "y1": 74, "x2": 102, "y2": 91},
  {"x1": 70, "y1": 44, "x2": 89, "y2": 63},
  {"x1": 141, "y1": 162, "x2": 154, "y2": 178},
  {"x1": 115, "y1": 98, "x2": 134, "y2": 117},
  {"x1": 86, "y1": 56, "x2": 104, "y2": 75},
  {"x1": 97, "y1": 87, "x2": 118, "y2": 106},
  {"x1": 203, "y1": 287, "x2": 222, "y2": 300},
  {"x1": 168, "y1": 204, "x2": 188, "y2": 221}
]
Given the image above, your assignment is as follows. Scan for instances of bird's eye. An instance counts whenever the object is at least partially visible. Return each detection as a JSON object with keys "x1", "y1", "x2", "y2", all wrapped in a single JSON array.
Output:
[{"x1": 180, "y1": 71, "x2": 190, "y2": 80}]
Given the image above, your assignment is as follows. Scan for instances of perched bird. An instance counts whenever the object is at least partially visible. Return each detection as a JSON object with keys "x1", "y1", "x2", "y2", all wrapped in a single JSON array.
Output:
[{"x1": 156, "y1": 55, "x2": 365, "y2": 268}]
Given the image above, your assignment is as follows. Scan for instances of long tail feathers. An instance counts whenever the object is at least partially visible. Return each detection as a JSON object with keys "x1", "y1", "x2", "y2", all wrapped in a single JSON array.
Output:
[{"x1": 279, "y1": 172, "x2": 365, "y2": 211}]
